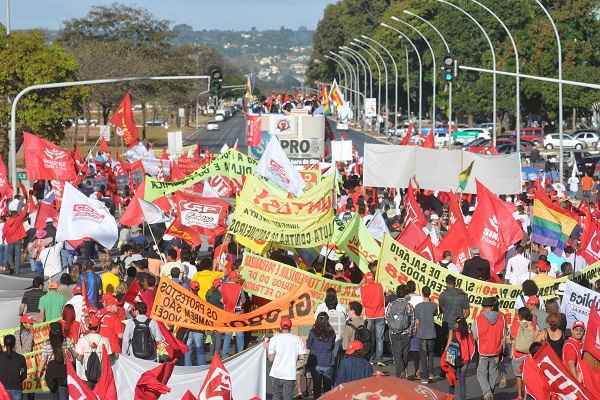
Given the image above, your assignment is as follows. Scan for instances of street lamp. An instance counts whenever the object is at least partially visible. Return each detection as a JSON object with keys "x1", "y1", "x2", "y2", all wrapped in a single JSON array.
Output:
[
  {"x1": 351, "y1": 41, "x2": 382, "y2": 121},
  {"x1": 436, "y1": 0, "x2": 497, "y2": 145},
  {"x1": 403, "y1": 10, "x2": 453, "y2": 133},
  {"x1": 354, "y1": 39, "x2": 388, "y2": 123},
  {"x1": 340, "y1": 49, "x2": 367, "y2": 123},
  {"x1": 330, "y1": 51, "x2": 360, "y2": 120},
  {"x1": 342, "y1": 46, "x2": 373, "y2": 99},
  {"x1": 381, "y1": 22, "x2": 423, "y2": 134},
  {"x1": 391, "y1": 16, "x2": 437, "y2": 133},
  {"x1": 361, "y1": 35, "x2": 400, "y2": 133},
  {"x1": 323, "y1": 55, "x2": 349, "y2": 101}
]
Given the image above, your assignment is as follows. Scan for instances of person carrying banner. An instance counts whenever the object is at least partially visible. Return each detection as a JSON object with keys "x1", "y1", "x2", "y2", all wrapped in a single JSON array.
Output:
[
  {"x1": 359, "y1": 271, "x2": 385, "y2": 367},
  {"x1": 511, "y1": 307, "x2": 537, "y2": 400},
  {"x1": 266, "y1": 316, "x2": 307, "y2": 400},
  {"x1": 472, "y1": 297, "x2": 505, "y2": 400}
]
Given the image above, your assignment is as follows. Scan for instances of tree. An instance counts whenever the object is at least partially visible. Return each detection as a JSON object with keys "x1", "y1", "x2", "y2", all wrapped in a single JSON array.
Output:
[{"x1": 0, "y1": 29, "x2": 85, "y2": 153}]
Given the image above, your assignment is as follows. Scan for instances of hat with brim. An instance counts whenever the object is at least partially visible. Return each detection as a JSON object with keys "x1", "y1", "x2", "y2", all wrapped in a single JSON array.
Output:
[{"x1": 346, "y1": 340, "x2": 364, "y2": 355}]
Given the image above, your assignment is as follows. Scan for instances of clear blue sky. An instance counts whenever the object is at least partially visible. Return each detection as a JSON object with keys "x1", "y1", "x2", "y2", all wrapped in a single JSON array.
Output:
[{"x1": 9, "y1": 0, "x2": 337, "y2": 31}]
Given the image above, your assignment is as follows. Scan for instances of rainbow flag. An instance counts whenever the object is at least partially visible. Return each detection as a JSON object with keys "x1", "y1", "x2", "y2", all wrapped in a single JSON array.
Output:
[{"x1": 531, "y1": 192, "x2": 578, "y2": 248}]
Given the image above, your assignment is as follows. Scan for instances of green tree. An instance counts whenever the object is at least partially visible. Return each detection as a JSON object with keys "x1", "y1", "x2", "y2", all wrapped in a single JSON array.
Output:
[{"x1": 0, "y1": 29, "x2": 85, "y2": 153}]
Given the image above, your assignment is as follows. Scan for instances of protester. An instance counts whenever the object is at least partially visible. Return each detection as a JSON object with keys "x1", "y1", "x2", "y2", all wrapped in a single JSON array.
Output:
[
  {"x1": 315, "y1": 288, "x2": 347, "y2": 367},
  {"x1": 462, "y1": 248, "x2": 490, "y2": 281},
  {"x1": 74, "y1": 314, "x2": 112, "y2": 388},
  {"x1": 505, "y1": 245, "x2": 530, "y2": 285},
  {"x1": 101, "y1": 262, "x2": 121, "y2": 294},
  {"x1": 267, "y1": 316, "x2": 307, "y2": 400},
  {"x1": 538, "y1": 312, "x2": 566, "y2": 357},
  {"x1": 20, "y1": 276, "x2": 45, "y2": 320},
  {"x1": 65, "y1": 286, "x2": 84, "y2": 322},
  {"x1": 511, "y1": 307, "x2": 537, "y2": 400},
  {"x1": 443, "y1": 317, "x2": 475, "y2": 400},
  {"x1": 563, "y1": 320, "x2": 585, "y2": 382},
  {"x1": 438, "y1": 275, "x2": 469, "y2": 360},
  {"x1": 14, "y1": 315, "x2": 35, "y2": 355},
  {"x1": 121, "y1": 302, "x2": 163, "y2": 361},
  {"x1": 415, "y1": 286, "x2": 437, "y2": 384},
  {"x1": 439, "y1": 250, "x2": 460, "y2": 273},
  {"x1": 334, "y1": 340, "x2": 373, "y2": 386},
  {"x1": 342, "y1": 301, "x2": 367, "y2": 352},
  {"x1": 359, "y1": 271, "x2": 385, "y2": 367},
  {"x1": 306, "y1": 312, "x2": 335, "y2": 397},
  {"x1": 221, "y1": 271, "x2": 246, "y2": 356},
  {"x1": 183, "y1": 282, "x2": 206, "y2": 367},
  {"x1": 39, "y1": 281, "x2": 66, "y2": 322},
  {"x1": 385, "y1": 285, "x2": 416, "y2": 379},
  {"x1": 0, "y1": 335, "x2": 27, "y2": 400},
  {"x1": 39, "y1": 322, "x2": 73, "y2": 400}
]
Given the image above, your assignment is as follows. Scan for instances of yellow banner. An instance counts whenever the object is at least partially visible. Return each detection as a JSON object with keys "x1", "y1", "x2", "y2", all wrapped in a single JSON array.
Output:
[
  {"x1": 240, "y1": 253, "x2": 360, "y2": 305},
  {"x1": 377, "y1": 234, "x2": 600, "y2": 326},
  {"x1": 228, "y1": 174, "x2": 335, "y2": 247},
  {"x1": 151, "y1": 277, "x2": 315, "y2": 332}
]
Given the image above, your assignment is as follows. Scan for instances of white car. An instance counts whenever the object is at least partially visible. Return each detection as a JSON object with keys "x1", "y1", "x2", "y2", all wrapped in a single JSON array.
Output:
[
  {"x1": 207, "y1": 121, "x2": 219, "y2": 131},
  {"x1": 214, "y1": 114, "x2": 225, "y2": 122},
  {"x1": 573, "y1": 131, "x2": 600, "y2": 147},
  {"x1": 543, "y1": 133, "x2": 585, "y2": 150}
]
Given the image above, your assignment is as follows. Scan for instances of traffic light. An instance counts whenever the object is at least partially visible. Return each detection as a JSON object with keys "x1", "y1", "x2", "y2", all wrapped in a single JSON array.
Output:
[
  {"x1": 209, "y1": 66, "x2": 223, "y2": 96},
  {"x1": 442, "y1": 55, "x2": 455, "y2": 82}
]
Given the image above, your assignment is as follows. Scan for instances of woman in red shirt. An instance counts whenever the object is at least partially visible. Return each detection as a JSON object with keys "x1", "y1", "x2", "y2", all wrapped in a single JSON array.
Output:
[
  {"x1": 443, "y1": 317, "x2": 475, "y2": 400},
  {"x1": 563, "y1": 320, "x2": 585, "y2": 382}
]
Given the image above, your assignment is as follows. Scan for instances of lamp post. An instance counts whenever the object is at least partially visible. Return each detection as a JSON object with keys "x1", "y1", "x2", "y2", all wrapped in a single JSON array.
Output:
[
  {"x1": 342, "y1": 46, "x2": 373, "y2": 99},
  {"x1": 381, "y1": 22, "x2": 423, "y2": 134},
  {"x1": 361, "y1": 35, "x2": 399, "y2": 133},
  {"x1": 340, "y1": 48, "x2": 368, "y2": 125},
  {"x1": 391, "y1": 16, "x2": 437, "y2": 133},
  {"x1": 330, "y1": 51, "x2": 360, "y2": 121},
  {"x1": 351, "y1": 41, "x2": 382, "y2": 122},
  {"x1": 404, "y1": 10, "x2": 453, "y2": 133},
  {"x1": 534, "y1": 0, "x2": 564, "y2": 185},
  {"x1": 354, "y1": 39, "x2": 387, "y2": 123},
  {"x1": 436, "y1": 0, "x2": 497, "y2": 145},
  {"x1": 323, "y1": 54, "x2": 349, "y2": 101}
]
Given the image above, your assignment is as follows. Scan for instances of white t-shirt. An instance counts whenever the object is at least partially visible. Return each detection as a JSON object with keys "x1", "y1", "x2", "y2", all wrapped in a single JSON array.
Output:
[
  {"x1": 505, "y1": 253, "x2": 531, "y2": 286},
  {"x1": 75, "y1": 333, "x2": 112, "y2": 380},
  {"x1": 66, "y1": 294, "x2": 84, "y2": 322},
  {"x1": 567, "y1": 176, "x2": 579, "y2": 193},
  {"x1": 268, "y1": 333, "x2": 306, "y2": 381}
]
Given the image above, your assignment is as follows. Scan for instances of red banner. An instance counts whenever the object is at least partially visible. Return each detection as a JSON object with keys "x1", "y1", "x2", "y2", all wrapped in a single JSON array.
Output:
[
  {"x1": 167, "y1": 193, "x2": 229, "y2": 246},
  {"x1": 110, "y1": 93, "x2": 140, "y2": 148},
  {"x1": 23, "y1": 132, "x2": 77, "y2": 181}
]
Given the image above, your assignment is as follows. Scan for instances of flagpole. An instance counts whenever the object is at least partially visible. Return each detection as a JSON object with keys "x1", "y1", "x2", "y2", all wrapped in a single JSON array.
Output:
[
  {"x1": 146, "y1": 221, "x2": 166, "y2": 263},
  {"x1": 85, "y1": 136, "x2": 102, "y2": 161}
]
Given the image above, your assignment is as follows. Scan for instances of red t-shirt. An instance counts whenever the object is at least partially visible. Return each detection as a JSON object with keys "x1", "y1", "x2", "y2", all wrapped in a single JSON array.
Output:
[
  {"x1": 562, "y1": 337, "x2": 582, "y2": 369},
  {"x1": 100, "y1": 313, "x2": 124, "y2": 353},
  {"x1": 360, "y1": 282, "x2": 385, "y2": 318},
  {"x1": 61, "y1": 320, "x2": 81, "y2": 345}
]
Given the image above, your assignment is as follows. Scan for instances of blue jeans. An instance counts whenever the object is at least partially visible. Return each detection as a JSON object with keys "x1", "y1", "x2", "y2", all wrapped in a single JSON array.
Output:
[
  {"x1": 222, "y1": 332, "x2": 244, "y2": 357},
  {"x1": 7, "y1": 389, "x2": 22, "y2": 400},
  {"x1": 6, "y1": 241, "x2": 21, "y2": 273},
  {"x1": 31, "y1": 260, "x2": 44, "y2": 277},
  {"x1": 368, "y1": 318, "x2": 385, "y2": 362},
  {"x1": 60, "y1": 249, "x2": 74, "y2": 271},
  {"x1": 0, "y1": 244, "x2": 6, "y2": 266},
  {"x1": 184, "y1": 331, "x2": 206, "y2": 366}
]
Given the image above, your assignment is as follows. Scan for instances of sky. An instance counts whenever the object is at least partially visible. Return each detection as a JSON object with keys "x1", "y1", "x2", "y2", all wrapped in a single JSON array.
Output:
[{"x1": 9, "y1": 0, "x2": 338, "y2": 31}]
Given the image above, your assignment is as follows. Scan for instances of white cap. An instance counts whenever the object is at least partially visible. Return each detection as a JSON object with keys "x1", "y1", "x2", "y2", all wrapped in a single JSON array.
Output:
[{"x1": 335, "y1": 263, "x2": 344, "y2": 271}]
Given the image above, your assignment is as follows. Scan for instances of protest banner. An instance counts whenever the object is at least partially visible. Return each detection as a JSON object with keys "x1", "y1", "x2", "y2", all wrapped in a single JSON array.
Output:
[
  {"x1": 235, "y1": 235, "x2": 270, "y2": 255},
  {"x1": 376, "y1": 234, "x2": 600, "y2": 325},
  {"x1": 240, "y1": 253, "x2": 360, "y2": 305},
  {"x1": 228, "y1": 174, "x2": 335, "y2": 248},
  {"x1": 560, "y1": 280, "x2": 600, "y2": 328},
  {"x1": 144, "y1": 150, "x2": 257, "y2": 201},
  {"x1": 299, "y1": 168, "x2": 321, "y2": 191},
  {"x1": 331, "y1": 214, "x2": 379, "y2": 273},
  {"x1": 151, "y1": 277, "x2": 315, "y2": 332}
]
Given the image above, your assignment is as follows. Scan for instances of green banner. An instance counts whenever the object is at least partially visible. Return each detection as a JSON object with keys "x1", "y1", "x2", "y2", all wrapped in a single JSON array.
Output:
[
  {"x1": 144, "y1": 149, "x2": 257, "y2": 201},
  {"x1": 332, "y1": 213, "x2": 380, "y2": 273}
]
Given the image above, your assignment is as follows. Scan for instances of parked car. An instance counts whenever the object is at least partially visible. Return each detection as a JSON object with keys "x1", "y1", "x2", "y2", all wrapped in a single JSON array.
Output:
[
  {"x1": 214, "y1": 114, "x2": 225, "y2": 122},
  {"x1": 512, "y1": 127, "x2": 544, "y2": 144},
  {"x1": 543, "y1": 133, "x2": 585, "y2": 150},
  {"x1": 207, "y1": 121, "x2": 219, "y2": 131},
  {"x1": 573, "y1": 131, "x2": 600, "y2": 148},
  {"x1": 451, "y1": 128, "x2": 490, "y2": 145}
]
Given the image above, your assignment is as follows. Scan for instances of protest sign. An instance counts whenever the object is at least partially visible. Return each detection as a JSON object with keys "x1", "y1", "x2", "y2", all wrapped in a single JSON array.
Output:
[
  {"x1": 560, "y1": 280, "x2": 600, "y2": 328},
  {"x1": 144, "y1": 150, "x2": 257, "y2": 201},
  {"x1": 228, "y1": 174, "x2": 335, "y2": 248},
  {"x1": 240, "y1": 253, "x2": 360, "y2": 305},
  {"x1": 151, "y1": 277, "x2": 314, "y2": 332},
  {"x1": 377, "y1": 234, "x2": 600, "y2": 325},
  {"x1": 332, "y1": 214, "x2": 379, "y2": 273}
]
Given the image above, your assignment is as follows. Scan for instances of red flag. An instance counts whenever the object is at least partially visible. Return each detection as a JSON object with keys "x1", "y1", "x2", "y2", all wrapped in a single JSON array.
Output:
[
  {"x1": 400, "y1": 122, "x2": 414, "y2": 146},
  {"x1": 181, "y1": 391, "x2": 198, "y2": 400},
  {"x1": 198, "y1": 352, "x2": 232, "y2": 400},
  {"x1": 110, "y1": 92, "x2": 140, "y2": 148},
  {"x1": 167, "y1": 193, "x2": 229, "y2": 246},
  {"x1": 579, "y1": 205, "x2": 600, "y2": 264},
  {"x1": 522, "y1": 355, "x2": 552, "y2": 400},
  {"x1": 396, "y1": 223, "x2": 428, "y2": 251},
  {"x1": 67, "y1": 353, "x2": 97, "y2": 400},
  {"x1": 0, "y1": 158, "x2": 13, "y2": 199},
  {"x1": 416, "y1": 236, "x2": 436, "y2": 261},
  {"x1": 123, "y1": 279, "x2": 142, "y2": 306},
  {"x1": 99, "y1": 137, "x2": 109, "y2": 153},
  {"x1": 134, "y1": 361, "x2": 175, "y2": 400},
  {"x1": 531, "y1": 342, "x2": 594, "y2": 399},
  {"x1": 34, "y1": 201, "x2": 58, "y2": 231},
  {"x1": 120, "y1": 181, "x2": 169, "y2": 227},
  {"x1": 156, "y1": 321, "x2": 188, "y2": 361},
  {"x1": 468, "y1": 180, "x2": 524, "y2": 276},
  {"x1": 583, "y1": 301, "x2": 600, "y2": 360},
  {"x1": 246, "y1": 115, "x2": 262, "y2": 147},
  {"x1": 580, "y1": 357, "x2": 600, "y2": 399},
  {"x1": 437, "y1": 214, "x2": 471, "y2": 269},
  {"x1": 402, "y1": 183, "x2": 427, "y2": 230},
  {"x1": 23, "y1": 132, "x2": 77, "y2": 181},
  {"x1": 421, "y1": 129, "x2": 436, "y2": 148},
  {"x1": 93, "y1": 346, "x2": 117, "y2": 400}
]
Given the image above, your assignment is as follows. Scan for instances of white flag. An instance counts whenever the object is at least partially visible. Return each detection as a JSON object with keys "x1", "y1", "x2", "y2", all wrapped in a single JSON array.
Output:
[
  {"x1": 367, "y1": 211, "x2": 390, "y2": 242},
  {"x1": 56, "y1": 183, "x2": 118, "y2": 249},
  {"x1": 256, "y1": 135, "x2": 305, "y2": 196},
  {"x1": 138, "y1": 199, "x2": 169, "y2": 225}
]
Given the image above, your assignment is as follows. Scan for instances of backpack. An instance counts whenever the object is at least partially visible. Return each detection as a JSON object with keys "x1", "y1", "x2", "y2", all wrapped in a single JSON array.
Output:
[
  {"x1": 85, "y1": 350, "x2": 102, "y2": 383},
  {"x1": 386, "y1": 299, "x2": 412, "y2": 334},
  {"x1": 445, "y1": 339, "x2": 462, "y2": 368},
  {"x1": 515, "y1": 320, "x2": 536, "y2": 353},
  {"x1": 131, "y1": 319, "x2": 156, "y2": 360}
]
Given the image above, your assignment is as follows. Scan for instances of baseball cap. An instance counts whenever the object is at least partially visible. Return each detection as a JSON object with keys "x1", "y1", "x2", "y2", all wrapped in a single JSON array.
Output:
[
  {"x1": 526, "y1": 295, "x2": 540, "y2": 306},
  {"x1": 88, "y1": 314, "x2": 101, "y2": 329},
  {"x1": 48, "y1": 281, "x2": 59, "y2": 290},
  {"x1": 280, "y1": 316, "x2": 292, "y2": 330},
  {"x1": 536, "y1": 259, "x2": 550, "y2": 272},
  {"x1": 335, "y1": 263, "x2": 344, "y2": 272},
  {"x1": 572, "y1": 320, "x2": 586, "y2": 330},
  {"x1": 213, "y1": 279, "x2": 223, "y2": 288},
  {"x1": 189, "y1": 281, "x2": 200, "y2": 291},
  {"x1": 346, "y1": 340, "x2": 364, "y2": 355},
  {"x1": 20, "y1": 315, "x2": 35, "y2": 324}
]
